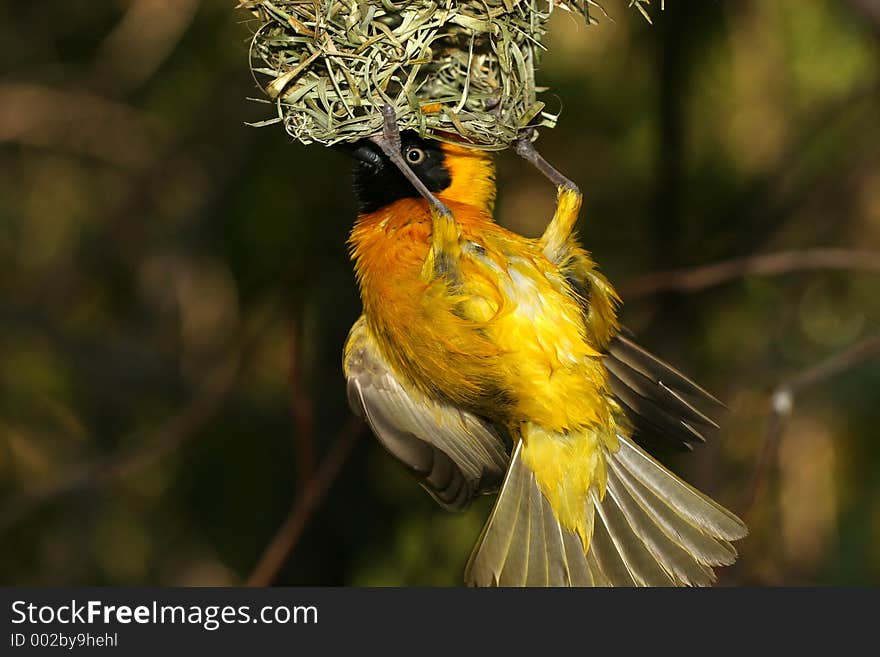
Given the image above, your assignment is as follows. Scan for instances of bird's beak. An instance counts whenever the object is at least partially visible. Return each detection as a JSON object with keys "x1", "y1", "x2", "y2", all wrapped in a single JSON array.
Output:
[
  {"x1": 368, "y1": 133, "x2": 452, "y2": 217},
  {"x1": 338, "y1": 105, "x2": 453, "y2": 217},
  {"x1": 335, "y1": 141, "x2": 383, "y2": 167}
]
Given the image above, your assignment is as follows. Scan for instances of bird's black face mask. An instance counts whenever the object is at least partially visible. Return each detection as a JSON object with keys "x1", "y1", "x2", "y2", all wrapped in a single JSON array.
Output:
[{"x1": 339, "y1": 132, "x2": 452, "y2": 214}]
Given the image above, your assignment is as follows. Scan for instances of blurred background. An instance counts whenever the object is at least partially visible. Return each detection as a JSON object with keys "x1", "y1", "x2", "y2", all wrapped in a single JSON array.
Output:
[{"x1": 2, "y1": 0, "x2": 879, "y2": 586}]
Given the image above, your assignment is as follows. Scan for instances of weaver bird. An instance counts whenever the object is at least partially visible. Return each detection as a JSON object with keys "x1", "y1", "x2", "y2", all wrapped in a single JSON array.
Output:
[{"x1": 341, "y1": 118, "x2": 747, "y2": 586}]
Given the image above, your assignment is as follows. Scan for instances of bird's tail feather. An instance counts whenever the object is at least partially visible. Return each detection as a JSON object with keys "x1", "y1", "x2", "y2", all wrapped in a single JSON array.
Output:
[{"x1": 464, "y1": 435, "x2": 747, "y2": 587}]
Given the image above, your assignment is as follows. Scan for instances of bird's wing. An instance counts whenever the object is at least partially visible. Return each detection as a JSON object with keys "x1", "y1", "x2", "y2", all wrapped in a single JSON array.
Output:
[
  {"x1": 560, "y1": 250, "x2": 723, "y2": 453},
  {"x1": 465, "y1": 434, "x2": 746, "y2": 586},
  {"x1": 605, "y1": 332, "x2": 724, "y2": 453},
  {"x1": 344, "y1": 316, "x2": 510, "y2": 511}
]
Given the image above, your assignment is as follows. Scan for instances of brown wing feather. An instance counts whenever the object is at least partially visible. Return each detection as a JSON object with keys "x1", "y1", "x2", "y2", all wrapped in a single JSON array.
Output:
[
  {"x1": 605, "y1": 333, "x2": 724, "y2": 453},
  {"x1": 344, "y1": 316, "x2": 509, "y2": 510}
]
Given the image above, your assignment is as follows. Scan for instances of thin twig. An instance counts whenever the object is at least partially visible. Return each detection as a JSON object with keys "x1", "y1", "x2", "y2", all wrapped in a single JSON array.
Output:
[
  {"x1": 848, "y1": 0, "x2": 880, "y2": 38},
  {"x1": 0, "y1": 358, "x2": 240, "y2": 534},
  {"x1": 740, "y1": 335, "x2": 880, "y2": 519},
  {"x1": 0, "y1": 83, "x2": 154, "y2": 169},
  {"x1": 287, "y1": 281, "x2": 315, "y2": 492},
  {"x1": 0, "y1": 312, "x2": 275, "y2": 535},
  {"x1": 739, "y1": 392, "x2": 790, "y2": 523},
  {"x1": 786, "y1": 337, "x2": 880, "y2": 392},
  {"x1": 246, "y1": 416, "x2": 364, "y2": 587},
  {"x1": 96, "y1": 0, "x2": 202, "y2": 91},
  {"x1": 619, "y1": 248, "x2": 880, "y2": 299}
]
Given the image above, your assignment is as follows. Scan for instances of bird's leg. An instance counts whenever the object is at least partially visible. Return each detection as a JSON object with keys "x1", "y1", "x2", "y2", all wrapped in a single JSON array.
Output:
[
  {"x1": 369, "y1": 105, "x2": 460, "y2": 282},
  {"x1": 515, "y1": 129, "x2": 582, "y2": 263},
  {"x1": 421, "y1": 204, "x2": 462, "y2": 283},
  {"x1": 369, "y1": 106, "x2": 453, "y2": 217}
]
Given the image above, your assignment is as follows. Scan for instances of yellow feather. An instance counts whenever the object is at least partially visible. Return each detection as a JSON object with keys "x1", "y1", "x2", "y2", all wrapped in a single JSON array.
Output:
[{"x1": 350, "y1": 145, "x2": 625, "y2": 550}]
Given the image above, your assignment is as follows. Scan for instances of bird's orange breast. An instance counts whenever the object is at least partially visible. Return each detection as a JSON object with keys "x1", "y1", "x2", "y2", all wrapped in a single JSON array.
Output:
[
  {"x1": 349, "y1": 196, "x2": 616, "y2": 433},
  {"x1": 349, "y1": 197, "x2": 505, "y2": 411}
]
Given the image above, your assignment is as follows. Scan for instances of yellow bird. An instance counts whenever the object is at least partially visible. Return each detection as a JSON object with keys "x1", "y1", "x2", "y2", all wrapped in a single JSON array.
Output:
[{"x1": 341, "y1": 125, "x2": 747, "y2": 586}]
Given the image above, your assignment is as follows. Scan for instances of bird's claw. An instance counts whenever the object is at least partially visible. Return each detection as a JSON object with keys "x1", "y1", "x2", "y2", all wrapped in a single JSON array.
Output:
[{"x1": 371, "y1": 104, "x2": 453, "y2": 217}]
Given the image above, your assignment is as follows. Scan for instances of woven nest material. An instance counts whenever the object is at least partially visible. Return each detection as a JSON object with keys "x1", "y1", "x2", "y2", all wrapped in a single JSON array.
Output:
[{"x1": 241, "y1": 0, "x2": 655, "y2": 149}]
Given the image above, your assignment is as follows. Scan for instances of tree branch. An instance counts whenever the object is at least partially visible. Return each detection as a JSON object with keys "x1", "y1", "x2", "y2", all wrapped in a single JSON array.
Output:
[
  {"x1": 0, "y1": 311, "x2": 276, "y2": 535},
  {"x1": 740, "y1": 335, "x2": 880, "y2": 519},
  {"x1": 0, "y1": 358, "x2": 240, "y2": 533},
  {"x1": 848, "y1": 0, "x2": 880, "y2": 38},
  {"x1": 96, "y1": 0, "x2": 202, "y2": 92},
  {"x1": 286, "y1": 276, "x2": 316, "y2": 493},
  {"x1": 619, "y1": 248, "x2": 880, "y2": 299},
  {"x1": 246, "y1": 416, "x2": 363, "y2": 587}
]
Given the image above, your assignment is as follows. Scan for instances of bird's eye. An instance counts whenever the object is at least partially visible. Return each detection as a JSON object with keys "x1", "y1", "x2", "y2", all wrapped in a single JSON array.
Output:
[{"x1": 405, "y1": 147, "x2": 426, "y2": 165}]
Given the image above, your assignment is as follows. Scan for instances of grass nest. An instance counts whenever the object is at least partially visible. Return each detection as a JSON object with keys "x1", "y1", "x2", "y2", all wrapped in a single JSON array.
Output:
[{"x1": 241, "y1": 0, "x2": 657, "y2": 149}]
